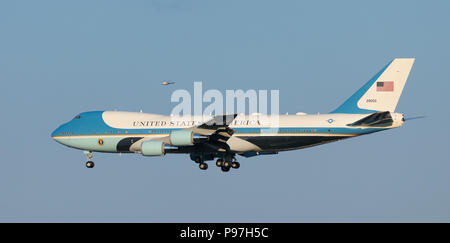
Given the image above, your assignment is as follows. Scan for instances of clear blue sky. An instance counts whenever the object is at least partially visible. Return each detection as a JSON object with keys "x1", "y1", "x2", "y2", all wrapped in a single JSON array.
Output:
[{"x1": 1, "y1": 0, "x2": 449, "y2": 222}]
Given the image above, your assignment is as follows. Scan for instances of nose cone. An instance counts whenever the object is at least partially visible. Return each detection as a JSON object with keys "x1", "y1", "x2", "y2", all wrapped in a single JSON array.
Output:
[
  {"x1": 51, "y1": 124, "x2": 68, "y2": 145},
  {"x1": 51, "y1": 126, "x2": 60, "y2": 138}
]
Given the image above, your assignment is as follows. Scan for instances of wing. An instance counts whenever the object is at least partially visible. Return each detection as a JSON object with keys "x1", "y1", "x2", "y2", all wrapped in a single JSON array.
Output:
[
  {"x1": 134, "y1": 114, "x2": 238, "y2": 154},
  {"x1": 192, "y1": 114, "x2": 237, "y2": 145}
]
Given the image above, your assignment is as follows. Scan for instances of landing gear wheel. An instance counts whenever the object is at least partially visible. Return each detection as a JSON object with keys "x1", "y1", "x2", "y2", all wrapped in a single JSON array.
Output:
[
  {"x1": 194, "y1": 157, "x2": 202, "y2": 164},
  {"x1": 221, "y1": 166, "x2": 230, "y2": 172},
  {"x1": 223, "y1": 161, "x2": 231, "y2": 168},
  {"x1": 216, "y1": 159, "x2": 223, "y2": 167},
  {"x1": 86, "y1": 161, "x2": 95, "y2": 168},
  {"x1": 231, "y1": 162, "x2": 240, "y2": 169},
  {"x1": 199, "y1": 163, "x2": 208, "y2": 170}
]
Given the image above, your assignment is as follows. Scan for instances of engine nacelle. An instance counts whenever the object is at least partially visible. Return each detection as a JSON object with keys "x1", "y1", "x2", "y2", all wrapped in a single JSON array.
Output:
[
  {"x1": 169, "y1": 130, "x2": 209, "y2": 146},
  {"x1": 141, "y1": 140, "x2": 165, "y2": 156},
  {"x1": 170, "y1": 130, "x2": 194, "y2": 146}
]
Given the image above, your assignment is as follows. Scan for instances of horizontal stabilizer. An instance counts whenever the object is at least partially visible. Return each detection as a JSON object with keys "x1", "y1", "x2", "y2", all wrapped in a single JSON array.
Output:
[{"x1": 347, "y1": 111, "x2": 393, "y2": 127}]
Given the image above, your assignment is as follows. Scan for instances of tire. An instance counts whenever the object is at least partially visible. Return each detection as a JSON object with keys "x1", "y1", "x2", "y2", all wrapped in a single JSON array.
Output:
[
  {"x1": 86, "y1": 161, "x2": 94, "y2": 168},
  {"x1": 216, "y1": 159, "x2": 223, "y2": 167},
  {"x1": 221, "y1": 166, "x2": 230, "y2": 172},
  {"x1": 199, "y1": 163, "x2": 208, "y2": 170},
  {"x1": 223, "y1": 161, "x2": 231, "y2": 168},
  {"x1": 231, "y1": 162, "x2": 240, "y2": 169},
  {"x1": 194, "y1": 157, "x2": 202, "y2": 164}
]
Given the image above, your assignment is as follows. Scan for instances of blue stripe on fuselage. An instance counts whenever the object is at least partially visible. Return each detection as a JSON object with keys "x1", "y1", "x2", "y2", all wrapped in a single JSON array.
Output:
[{"x1": 52, "y1": 111, "x2": 387, "y2": 137}]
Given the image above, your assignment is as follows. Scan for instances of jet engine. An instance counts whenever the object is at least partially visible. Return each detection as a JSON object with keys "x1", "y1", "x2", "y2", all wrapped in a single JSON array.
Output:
[
  {"x1": 169, "y1": 130, "x2": 208, "y2": 146},
  {"x1": 141, "y1": 140, "x2": 178, "y2": 156}
]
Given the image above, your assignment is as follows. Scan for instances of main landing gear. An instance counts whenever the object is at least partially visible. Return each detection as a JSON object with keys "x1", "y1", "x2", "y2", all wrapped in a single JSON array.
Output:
[
  {"x1": 216, "y1": 157, "x2": 240, "y2": 173},
  {"x1": 193, "y1": 155, "x2": 209, "y2": 171},
  {"x1": 190, "y1": 153, "x2": 240, "y2": 172},
  {"x1": 199, "y1": 163, "x2": 208, "y2": 170},
  {"x1": 84, "y1": 151, "x2": 95, "y2": 168}
]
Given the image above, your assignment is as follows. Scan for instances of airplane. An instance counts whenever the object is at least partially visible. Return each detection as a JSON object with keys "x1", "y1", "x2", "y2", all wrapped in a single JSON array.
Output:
[
  {"x1": 161, "y1": 80, "x2": 175, "y2": 86},
  {"x1": 51, "y1": 58, "x2": 415, "y2": 172}
]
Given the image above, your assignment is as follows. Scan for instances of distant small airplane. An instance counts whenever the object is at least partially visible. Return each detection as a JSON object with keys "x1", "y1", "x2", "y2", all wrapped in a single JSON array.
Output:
[
  {"x1": 161, "y1": 80, "x2": 175, "y2": 86},
  {"x1": 52, "y1": 58, "x2": 417, "y2": 172}
]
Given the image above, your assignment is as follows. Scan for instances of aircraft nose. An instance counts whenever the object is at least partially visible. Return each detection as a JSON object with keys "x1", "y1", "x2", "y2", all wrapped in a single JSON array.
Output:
[
  {"x1": 51, "y1": 123, "x2": 69, "y2": 142},
  {"x1": 51, "y1": 125, "x2": 69, "y2": 146},
  {"x1": 51, "y1": 125, "x2": 61, "y2": 139}
]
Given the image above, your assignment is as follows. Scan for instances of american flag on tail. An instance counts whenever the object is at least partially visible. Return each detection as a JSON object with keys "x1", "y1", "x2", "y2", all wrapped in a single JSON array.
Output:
[{"x1": 376, "y1": 81, "x2": 394, "y2": 92}]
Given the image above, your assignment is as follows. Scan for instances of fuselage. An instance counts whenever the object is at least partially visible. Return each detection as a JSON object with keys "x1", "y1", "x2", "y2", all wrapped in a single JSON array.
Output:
[{"x1": 51, "y1": 111, "x2": 404, "y2": 154}]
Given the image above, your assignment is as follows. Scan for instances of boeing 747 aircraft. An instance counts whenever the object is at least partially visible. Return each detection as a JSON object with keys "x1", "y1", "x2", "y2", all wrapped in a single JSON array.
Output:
[{"x1": 52, "y1": 58, "x2": 415, "y2": 172}]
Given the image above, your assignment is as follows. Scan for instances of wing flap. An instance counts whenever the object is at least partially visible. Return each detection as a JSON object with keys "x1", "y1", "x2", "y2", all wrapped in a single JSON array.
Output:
[{"x1": 189, "y1": 114, "x2": 238, "y2": 152}]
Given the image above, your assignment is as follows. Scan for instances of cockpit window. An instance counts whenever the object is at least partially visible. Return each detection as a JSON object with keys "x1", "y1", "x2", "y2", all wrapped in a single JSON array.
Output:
[{"x1": 74, "y1": 115, "x2": 81, "y2": 119}]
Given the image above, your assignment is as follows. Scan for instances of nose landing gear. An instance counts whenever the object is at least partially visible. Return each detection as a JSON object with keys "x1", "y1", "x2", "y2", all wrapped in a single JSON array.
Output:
[
  {"x1": 86, "y1": 161, "x2": 95, "y2": 168},
  {"x1": 84, "y1": 151, "x2": 95, "y2": 168}
]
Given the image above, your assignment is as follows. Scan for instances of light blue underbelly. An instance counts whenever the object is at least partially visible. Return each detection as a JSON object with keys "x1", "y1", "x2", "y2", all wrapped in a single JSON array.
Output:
[{"x1": 54, "y1": 136, "x2": 122, "y2": 152}]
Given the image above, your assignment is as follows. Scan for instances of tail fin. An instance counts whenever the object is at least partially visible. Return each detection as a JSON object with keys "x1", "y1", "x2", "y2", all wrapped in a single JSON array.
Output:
[{"x1": 331, "y1": 58, "x2": 415, "y2": 114}]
